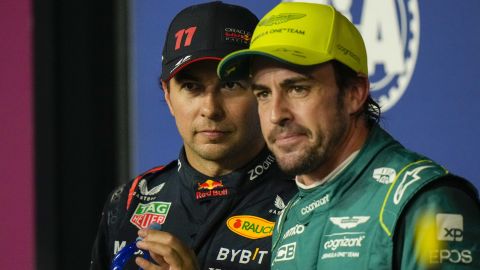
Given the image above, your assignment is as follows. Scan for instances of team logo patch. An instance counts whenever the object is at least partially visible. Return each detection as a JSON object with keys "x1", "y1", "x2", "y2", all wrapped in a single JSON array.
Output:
[
  {"x1": 323, "y1": 234, "x2": 366, "y2": 251},
  {"x1": 285, "y1": 0, "x2": 420, "y2": 111},
  {"x1": 196, "y1": 179, "x2": 229, "y2": 200},
  {"x1": 282, "y1": 224, "x2": 305, "y2": 240},
  {"x1": 321, "y1": 232, "x2": 366, "y2": 260},
  {"x1": 274, "y1": 242, "x2": 296, "y2": 262},
  {"x1": 224, "y1": 27, "x2": 252, "y2": 44},
  {"x1": 170, "y1": 55, "x2": 192, "y2": 74},
  {"x1": 198, "y1": 179, "x2": 223, "y2": 190},
  {"x1": 139, "y1": 180, "x2": 165, "y2": 196},
  {"x1": 134, "y1": 180, "x2": 165, "y2": 202},
  {"x1": 258, "y1": 13, "x2": 306, "y2": 26},
  {"x1": 249, "y1": 154, "x2": 276, "y2": 181},
  {"x1": 269, "y1": 195, "x2": 286, "y2": 215},
  {"x1": 226, "y1": 215, "x2": 275, "y2": 239},
  {"x1": 436, "y1": 213, "x2": 464, "y2": 242},
  {"x1": 217, "y1": 247, "x2": 270, "y2": 265},
  {"x1": 110, "y1": 185, "x2": 124, "y2": 202},
  {"x1": 329, "y1": 216, "x2": 370, "y2": 229},
  {"x1": 130, "y1": 201, "x2": 171, "y2": 229},
  {"x1": 372, "y1": 167, "x2": 396, "y2": 184},
  {"x1": 301, "y1": 194, "x2": 330, "y2": 215},
  {"x1": 393, "y1": 165, "x2": 433, "y2": 204}
]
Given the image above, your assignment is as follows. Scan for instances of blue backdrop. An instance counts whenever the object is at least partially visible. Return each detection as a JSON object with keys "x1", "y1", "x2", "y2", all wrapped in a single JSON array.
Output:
[{"x1": 130, "y1": 0, "x2": 480, "y2": 190}]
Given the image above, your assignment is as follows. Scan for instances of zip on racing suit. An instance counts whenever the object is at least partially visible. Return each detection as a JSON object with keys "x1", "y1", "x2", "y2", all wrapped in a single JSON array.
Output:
[
  {"x1": 90, "y1": 147, "x2": 296, "y2": 270},
  {"x1": 271, "y1": 125, "x2": 480, "y2": 270}
]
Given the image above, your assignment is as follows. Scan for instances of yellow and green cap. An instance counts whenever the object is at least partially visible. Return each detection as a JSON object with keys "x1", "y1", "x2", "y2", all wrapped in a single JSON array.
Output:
[{"x1": 217, "y1": 2, "x2": 368, "y2": 80}]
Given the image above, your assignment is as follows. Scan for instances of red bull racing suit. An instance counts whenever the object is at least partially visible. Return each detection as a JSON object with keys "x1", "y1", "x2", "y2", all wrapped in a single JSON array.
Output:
[{"x1": 90, "y1": 147, "x2": 296, "y2": 270}]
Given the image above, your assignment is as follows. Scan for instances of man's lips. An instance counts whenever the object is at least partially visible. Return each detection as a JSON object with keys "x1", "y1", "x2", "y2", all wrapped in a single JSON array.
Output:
[
  {"x1": 272, "y1": 132, "x2": 306, "y2": 147},
  {"x1": 196, "y1": 129, "x2": 230, "y2": 139}
]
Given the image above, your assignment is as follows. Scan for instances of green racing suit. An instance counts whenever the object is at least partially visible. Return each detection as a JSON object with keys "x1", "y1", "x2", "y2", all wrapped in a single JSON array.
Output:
[{"x1": 271, "y1": 125, "x2": 480, "y2": 269}]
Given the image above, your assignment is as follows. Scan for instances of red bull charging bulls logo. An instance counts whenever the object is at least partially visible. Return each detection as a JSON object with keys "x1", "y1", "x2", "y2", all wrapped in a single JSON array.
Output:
[{"x1": 196, "y1": 179, "x2": 228, "y2": 200}]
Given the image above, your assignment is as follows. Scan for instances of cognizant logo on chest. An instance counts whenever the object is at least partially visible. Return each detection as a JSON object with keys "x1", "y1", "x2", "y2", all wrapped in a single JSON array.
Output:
[
  {"x1": 301, "y1": 194, "x2": 330, "y2": 215},
  {"x1": 324, "y1": 235, "x2": 366, "y2": 251},
  {"x1": 321, "y1": 233, "x2": 366, "y2": 260}
]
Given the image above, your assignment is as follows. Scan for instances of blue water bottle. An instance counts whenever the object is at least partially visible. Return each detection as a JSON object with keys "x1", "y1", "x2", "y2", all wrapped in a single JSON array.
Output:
[{"x1": 111, "y1": 223, "x2": 162, "y2": 270}]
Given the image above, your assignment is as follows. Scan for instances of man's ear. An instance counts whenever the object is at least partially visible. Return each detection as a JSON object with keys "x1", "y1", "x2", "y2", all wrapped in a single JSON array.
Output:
[
  {"x1": 346, "y1": 75, "x2": 370, "y2": 115},
  {"x1": 161, "y1": 80, "x2": 175, "y2": 116}
]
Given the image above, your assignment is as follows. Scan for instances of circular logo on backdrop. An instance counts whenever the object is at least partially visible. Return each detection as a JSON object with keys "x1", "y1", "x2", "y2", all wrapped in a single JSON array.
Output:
[{"x1": 283, "y1": 0, "x2": 420, "y2": 112}]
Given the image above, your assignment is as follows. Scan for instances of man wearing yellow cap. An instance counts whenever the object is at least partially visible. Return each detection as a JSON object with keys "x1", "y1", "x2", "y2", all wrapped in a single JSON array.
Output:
[{"x1": 218, "y1": 2, "x2": 480, "y2": 269}]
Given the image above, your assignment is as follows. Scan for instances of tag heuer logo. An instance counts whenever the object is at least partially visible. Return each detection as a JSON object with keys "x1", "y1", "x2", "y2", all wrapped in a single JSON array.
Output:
[
  {"x1": 130, "y1": 202, "x2": 171, "y2": 229},
  {"x1": 329, "y1": 216, "x2": 370, "y2": 229}
]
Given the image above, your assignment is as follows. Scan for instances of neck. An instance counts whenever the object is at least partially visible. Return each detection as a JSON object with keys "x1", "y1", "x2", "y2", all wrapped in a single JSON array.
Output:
[{"x1": 185, "y1": 141, "x2": 266, "y2": 177}]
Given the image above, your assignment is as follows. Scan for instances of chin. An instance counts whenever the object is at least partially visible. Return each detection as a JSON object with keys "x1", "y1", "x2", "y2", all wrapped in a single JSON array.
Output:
[
  {"x1": 274, "y1": 152, "x2": 300, "y2": 172},
  {"x1": 274, "y1": 148, "x2": 320, "y2": 175},
  {"x1": 197, "y1": 145, "x2": 233, "y2": 160}
]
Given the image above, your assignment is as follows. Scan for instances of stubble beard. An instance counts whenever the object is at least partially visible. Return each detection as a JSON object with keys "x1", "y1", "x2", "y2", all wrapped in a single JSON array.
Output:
[{"x1": 271, "y1": 102, "x2": 348, "y2": 176}]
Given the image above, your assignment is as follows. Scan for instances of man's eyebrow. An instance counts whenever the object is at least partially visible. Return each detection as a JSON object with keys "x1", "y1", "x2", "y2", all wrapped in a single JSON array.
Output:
[
  {"x1": 251, "y1": 83, "x2": 269, "y2": 91},
  {"x1": 279, "y1": 76, "x2": 313, "y2": 88},
  {"x1": 174, "y1": 71, "x2": 200, "y2": 82},
  {"x1": 251, "y1": 75, "x2": 313, "y2": 91}
]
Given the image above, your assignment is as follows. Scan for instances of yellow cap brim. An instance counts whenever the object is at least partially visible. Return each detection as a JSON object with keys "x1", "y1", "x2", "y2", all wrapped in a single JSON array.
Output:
[{"x1": 218, "y1": 46, "x2": 334, "y2": 80}]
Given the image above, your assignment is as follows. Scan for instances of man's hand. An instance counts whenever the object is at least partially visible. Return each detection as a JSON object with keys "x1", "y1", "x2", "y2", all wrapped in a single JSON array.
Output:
[{"x1": 135, "y1": 229, "x2": 199, "y2": 270}]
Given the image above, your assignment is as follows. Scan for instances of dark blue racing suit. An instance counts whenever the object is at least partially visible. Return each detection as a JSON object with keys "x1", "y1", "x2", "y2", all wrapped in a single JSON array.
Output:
[{"x1": 90, "y1": 147, "x2": 296, "y2": 270}]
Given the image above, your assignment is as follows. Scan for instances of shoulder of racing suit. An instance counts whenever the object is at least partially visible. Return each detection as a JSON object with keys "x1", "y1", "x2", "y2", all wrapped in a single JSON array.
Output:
[
  {"x1": 378, "y1": 160, "x2": 478, "y2": 239},
  {"x1": 103, "y1": 160, "x2": 178, "y2": 225}
]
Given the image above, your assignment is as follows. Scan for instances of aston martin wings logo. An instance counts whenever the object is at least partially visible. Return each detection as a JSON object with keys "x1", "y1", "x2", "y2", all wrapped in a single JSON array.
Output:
[
  {"x1": 270, "y1": 195, "x2": 287, "y2": 216},
  {"x1": 329, "y1": 216, "x2": 370, "y2": 229},
  {"x1": 275, "y1": 195, "x2": 286, "y2": 210},
  {"x1": 258, "y1": 13, "x2": 306, "y2": 26},
  {"x1": 139, "y1": 179, "x2": 165, "y2": 196}
]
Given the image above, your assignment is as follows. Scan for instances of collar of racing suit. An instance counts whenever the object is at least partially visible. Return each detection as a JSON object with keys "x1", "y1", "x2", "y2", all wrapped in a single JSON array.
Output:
[
  {"x1": 174, "y1": 146, "x2": 289, "y2": 253},
  {"x1": 176, "y1": 146, "x2": 280, "y2": 201}
]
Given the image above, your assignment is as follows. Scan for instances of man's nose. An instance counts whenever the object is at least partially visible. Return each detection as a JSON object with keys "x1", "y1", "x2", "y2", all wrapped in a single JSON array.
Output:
[
  {"x1": 269, "y1": 92, "x2": 292, "y2": 126},
  {"x1": 200, "y1": 92, "x2": 224, "y2": 120}
]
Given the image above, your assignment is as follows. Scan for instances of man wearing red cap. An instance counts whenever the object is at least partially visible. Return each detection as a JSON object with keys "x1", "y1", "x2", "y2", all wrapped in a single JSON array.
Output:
[{"x1": 90, "y1": 2, "x2": 295, "y2": 270}]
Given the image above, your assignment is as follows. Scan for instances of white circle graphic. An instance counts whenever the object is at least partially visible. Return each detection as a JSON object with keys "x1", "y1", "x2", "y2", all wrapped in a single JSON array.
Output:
[{"x1": 282, "y1": 0, "x2": 420, "y2": 112}]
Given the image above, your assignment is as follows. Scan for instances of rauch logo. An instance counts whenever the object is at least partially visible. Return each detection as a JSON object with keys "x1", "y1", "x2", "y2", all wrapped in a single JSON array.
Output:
[{"x1": 227, "y1": 215, "x2": 275, "y2": 239}]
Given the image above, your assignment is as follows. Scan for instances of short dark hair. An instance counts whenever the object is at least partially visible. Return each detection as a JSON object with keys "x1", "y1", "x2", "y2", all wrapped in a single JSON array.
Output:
[{"x1": 331, "y1": 60, "x2": 381, "y2": 126}]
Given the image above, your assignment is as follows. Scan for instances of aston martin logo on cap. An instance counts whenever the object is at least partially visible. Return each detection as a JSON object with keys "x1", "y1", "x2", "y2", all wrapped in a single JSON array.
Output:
[{"x1": 258, "y1": 13, "x2": 306, "y2": 26}]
